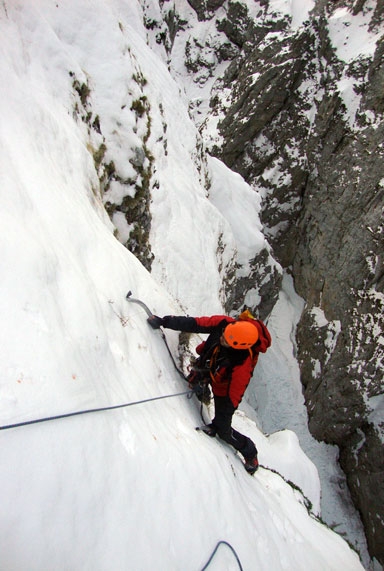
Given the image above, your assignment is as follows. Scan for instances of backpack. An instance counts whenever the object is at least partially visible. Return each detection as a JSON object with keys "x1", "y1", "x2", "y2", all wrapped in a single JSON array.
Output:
[{"x1": 238, "y1": 309, "x2": 272, "y2": 354}]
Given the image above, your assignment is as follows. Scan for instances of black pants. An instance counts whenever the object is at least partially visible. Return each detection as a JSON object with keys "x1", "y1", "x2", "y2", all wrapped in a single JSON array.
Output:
[{"x1": 211, "y1": 396, "x2": 257, "y2": 460}]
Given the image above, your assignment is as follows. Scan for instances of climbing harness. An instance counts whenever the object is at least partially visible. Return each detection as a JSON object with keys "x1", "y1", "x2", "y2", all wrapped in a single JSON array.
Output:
[
  {"x1": 0, "y1": 390, "x2": 193, "y2": 432},
  {"x1": 201, "y1": 540, "x2": 244, "y2": 571}
]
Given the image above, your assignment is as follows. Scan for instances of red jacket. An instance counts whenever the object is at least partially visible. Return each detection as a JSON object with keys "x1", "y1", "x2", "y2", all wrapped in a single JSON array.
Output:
[
  {"x1": 194, "y1": 316, "x2": 271, "y2": 407},
  {"x1": 162, "y1": 314, "x2": 271, "y2": 408}
]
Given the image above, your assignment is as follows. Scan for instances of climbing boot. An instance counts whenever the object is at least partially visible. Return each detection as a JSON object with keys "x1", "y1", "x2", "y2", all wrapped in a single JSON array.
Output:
[
  {"x1": 244, "y1": 455, "x2": 259, "y2": 475},
  {"x1": 198, "y1": 424, "x2": 217, "y2": 437}
]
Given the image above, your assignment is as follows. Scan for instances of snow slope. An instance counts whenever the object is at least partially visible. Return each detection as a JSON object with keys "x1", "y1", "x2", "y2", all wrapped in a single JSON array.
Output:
[{"x1": 0, "y1": 1, "x2": 366, "y2": 569}]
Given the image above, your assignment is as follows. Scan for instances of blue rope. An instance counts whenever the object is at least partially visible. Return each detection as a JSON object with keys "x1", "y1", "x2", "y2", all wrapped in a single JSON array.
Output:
[
  {"x1": 0, "y1": 390, "x2": 193, "y2": 431},
  {"x1": 201, "y1": 541, "x2": 244, "y2": 571}
]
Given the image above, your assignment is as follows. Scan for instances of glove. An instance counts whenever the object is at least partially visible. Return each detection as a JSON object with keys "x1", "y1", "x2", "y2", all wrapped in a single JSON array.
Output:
[
  {"x1": 147, "y1": 315, "x2": 164, "y2": 329},
  {"x1": 192, "y1": 380, "x2": 211, "y2": 404}
]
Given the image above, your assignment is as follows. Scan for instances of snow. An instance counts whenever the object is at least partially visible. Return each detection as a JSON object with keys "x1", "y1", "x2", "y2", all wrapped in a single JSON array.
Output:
[
  {"x1": 238, "y1": 0, "x2": 315, "y2": 29},
  {"x1": 208, "y1": 157, "x2": 266, "y2": 272},
  {"x1": 266, "y1": 0, "x2": 315, "y2": 28},
  {"x1": 310, "y1": 306, "x2": 341, "y2": 366},
  {"x1": 327, "y1": 1, "x2": 381, "y2": 63},
  {"x1": 0, "y1": 1, "x2": 371, "y2": 570},
  {"x1": 368, "y1": 394, "x2": 384, "y2": 440},
  {"x1": 327, "y1": 0, "x2": 382, "y2": 129}
]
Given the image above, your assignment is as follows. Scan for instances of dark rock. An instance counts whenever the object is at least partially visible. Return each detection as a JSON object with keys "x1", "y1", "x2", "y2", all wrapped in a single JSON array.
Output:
[
  {"x1": 186, "y1": 0, "x2": 226, "y2": 21},
  {"x1": 200, "y1": 4, "x2": 384, "y2": 564},
  {"x1": 340, "y1": 425, "x2": 384, "y2": 562}
]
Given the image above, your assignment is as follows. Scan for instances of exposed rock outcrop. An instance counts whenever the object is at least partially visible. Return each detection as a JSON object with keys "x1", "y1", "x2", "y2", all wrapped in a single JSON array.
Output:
[{"x1": 175, "y1": 0, "x2": 384, "y2": 564}]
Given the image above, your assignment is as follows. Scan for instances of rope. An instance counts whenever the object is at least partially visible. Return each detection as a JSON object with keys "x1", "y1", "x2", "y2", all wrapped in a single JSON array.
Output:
[
  {"x1": 0, "y1": 390, "x2": 193, "y2": 431},
  {"x1": 125, "y1": 292, "x2": 207, "y2": 423},
  {"x1": 159, "y1": 328, "x2": 188, "y2": 381},
  {"x1": 1, "y1": 293, "x2": 198, "y2": 432},
  {"x1": 200, "y1": 541, "x2": 244, "y2": 571}
]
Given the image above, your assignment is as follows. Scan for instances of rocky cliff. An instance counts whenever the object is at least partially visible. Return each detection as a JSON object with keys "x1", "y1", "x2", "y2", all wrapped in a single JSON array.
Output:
[{"x1": 150, "y1": 0, "x2": 384, "y2": 565}]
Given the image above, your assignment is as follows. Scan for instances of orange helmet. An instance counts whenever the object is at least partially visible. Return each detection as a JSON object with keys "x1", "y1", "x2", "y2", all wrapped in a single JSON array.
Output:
[{"x1": 223, "y1": 321, "x2": 259, "y2": 349}]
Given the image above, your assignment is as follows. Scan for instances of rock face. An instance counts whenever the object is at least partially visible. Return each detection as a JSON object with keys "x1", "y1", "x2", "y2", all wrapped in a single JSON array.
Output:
[
  {"x1": 166, "y1": 0, "x2": 384, "y2": 564},
  {"x1": 295, "y1": 114, "x2": 384, "y2": 562},
  {"x1": 187, "y1": 0, "x2": 226, "y2": 21}
]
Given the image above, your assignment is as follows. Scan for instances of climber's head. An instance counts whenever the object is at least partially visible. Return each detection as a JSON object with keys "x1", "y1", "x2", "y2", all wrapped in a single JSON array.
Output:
[{"x1": 222, "y1": 321, "x2": 259, "y2": 349}]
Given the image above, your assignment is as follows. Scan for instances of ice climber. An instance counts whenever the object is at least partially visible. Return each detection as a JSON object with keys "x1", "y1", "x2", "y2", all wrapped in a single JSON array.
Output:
[{"x1": 148, "y1": 310, "x2": 271, "y2": 475}]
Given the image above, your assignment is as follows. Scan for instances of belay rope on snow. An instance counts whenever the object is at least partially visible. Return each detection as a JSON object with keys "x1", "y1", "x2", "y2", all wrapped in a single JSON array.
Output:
[
  {"x1": 201, "y1": 541, "x2": 244, "y2": 571},
  {"x1": 1, "y1": 292, "x2": 244, "y2": 571},
  {"x1": 0, "y1": 291, "x2": 206, "y2": 431},
  {"x1": 0, "y1": 292, "x2": 196, "y2": 432},
  {"x1": 0, "y1": 390, "x2": 192, "y2": 431}
]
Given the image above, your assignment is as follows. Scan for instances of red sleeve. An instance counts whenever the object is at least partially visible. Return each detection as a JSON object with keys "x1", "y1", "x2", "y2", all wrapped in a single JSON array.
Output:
[
  {"x1": 161, "y1": 315, "x2": 235, "y2": 334},
  {"x1": 194, "y1": 316, "x2": 235, "y2": 330},
  {"x1": 228, "y1": 355, "x2": 255, "y2": 408},
  {"x1": 196, "y1": 342, "x2": 206, "y2": 355}
]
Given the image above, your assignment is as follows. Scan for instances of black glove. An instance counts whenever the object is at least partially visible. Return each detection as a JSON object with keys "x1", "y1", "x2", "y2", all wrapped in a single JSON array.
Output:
[
  {"x1": 147, "y1": 315, "x2": 164, "y2": 329},
  {"x1": 192, "y1": 381, "x2": 211, "y2": 404}
]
